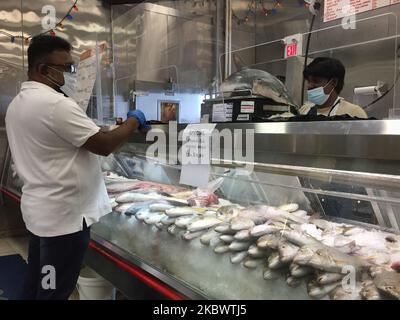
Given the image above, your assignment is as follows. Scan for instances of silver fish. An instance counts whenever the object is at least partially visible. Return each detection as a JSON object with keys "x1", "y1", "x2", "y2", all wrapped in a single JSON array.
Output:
[
  {"x1": 230, "y1": 251, "x2": 248, "y2": 264},
  {"x1": 220, "y1": 235, "x2": 235, "y2": 243},
  {"x1": 291, "y1": 210, "x2": 308, "y2": 218},
  {"x1": 160, "y1": 216, "x2": 176, "y2": 226},
  {"x1": 175, "y1": 215, "x2": 199, "y2": 228},
  {"x1": 308, "y1": 246, "x2": 370, "y2": 274},
  {"x1": 234, "y1": 229, "x2": 253, "y2": 241},
  {"x1": 165, "y1": 207, "x2": 200, "y2": 217},
  {"x1": 229, "y1": 241, "x2": 252, "y2": 252},
  {"x1": 115, "y1": 203, "x2": 135, "y2": 214},
  {"x1": 214, "y1": 244, "x2": 230, "y2": 254},
  {"x1": 214, "y1": 224, "x2": 236, "y2": 234},
  {"x1": 293, "y1": 243, "x2": 324, "y2": 265},
  {"x1": 308, "y1": 281, "x2": 341, "y2": 300},
  {"x1": 188, "y1": 218, "x2": 223, "y2": 232},
  {"x1": 149, "y1": 203, "x2": 175, "y2": 212},
  {"x1": 278, "y1": 203, "x2": 299, "y2": 213},
  {"x1": 317, "y1": 273, "x2": 344, "y2": 285},
  {"x1": 278, "y1": 242, "x2": 300, "y2": 263},
  {"x1": 373, "y1": 271, "x2": 400, "y2": 300},
  {"x1": 331, "y1": 285, "x2": 362, "y2": 300},
  {"x1": 243, "y1": 258, "x2": 262, "y2": 269},
  {"x1": 250, "y1": 224, "x2": 279, "y2": 237},
  {"x1": 282, "y1": 230, "x2": 319, "y2": 247},
  {"x1": 230, "y1": 217, "x2": 255, "y2": 231},
  {"x1": 217, "y1": 205, "x2": 242, "y2": 218},
  {"x1": 144, "y1": 212, "x2": 166, "y2": 225},
  {"x1": 116, "y1": 192, "x2": 163, "y2": 203},
  {"x1": 182, "y1": 230, "x2": 206, "y2": 241},
  {"x1": 220, "y1": 68, "x2": 295, "y2": 106},
  {"x1": 200, "y1": 230, "x2": 219, "y2": 246},
  {"x1": 290, "y1": 264, "x2": 314, "y2": 278},
  {"x1": 257, "y1": 234, "x2": 281, "y2": 250},
  {"x1": 248, "y1": 245, "x2": 269, "y2": 258}
]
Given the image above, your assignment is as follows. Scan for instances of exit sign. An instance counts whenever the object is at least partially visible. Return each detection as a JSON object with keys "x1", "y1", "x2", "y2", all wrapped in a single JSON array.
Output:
[
  {"x1": 285, "y1": 43, "x2": 298, "y2": 58},
  {"x1": 283, "y1": 33, "x2": 303, "y2": 59}
]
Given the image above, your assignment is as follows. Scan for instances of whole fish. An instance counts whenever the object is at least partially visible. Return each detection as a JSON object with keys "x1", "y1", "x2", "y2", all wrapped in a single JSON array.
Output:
[
  {"x1": 182, "y1": 230, "x2": 206, "y2": 241},
  {"x1": 188, "y1": 218, "x2": 223, "y2": 232},
  {"x1": 248, "y1": 245, "x2": 269, "y2": 258},
  {"x1": 230, "y1": 251, "x2": 248, "y2": 264},
  {"x1": 263, "y1": 267, "x2": 286, "y2": 280},
  {"x1": 166, "y1": 207, "x2": 203, "y2": 217},
  {"x1": 200, "y1": 230, "x2": 219, "y2": 246},
  {"x1": 257, "y1": 234, "x2": 281, "y2": 250},
  {"x1": 217, "y1": 205, "x2": 242, "y2": 218},
  {"x1": 278, "y1": 242, "x2": 300, "y2": 263},
  {"x1": 220, "y1": 68, "x2": 295, "y2": 106},
  {"x1": 243, "y1": 258, "x2": 262, "y2": 269},
  {"x1": 234, "y1": 229, "x2": 253, "y2": 241},
  {"x1": 116, "y1": 192, "x2": 163, "y2": 203},
  {"x1": 214, "y1": 224, "x2": 236, "y2": 234},
  {"x1": 250, "y1": 224, "x2": 279, "y2": 237},
  {"x1": 317, "y1": 272, "x2": 344, "y2": 285},
  {"x1": 149, "y1": 203, "x2": 175, "y2": 212},
  {"x1": 290, "y1": 264, "x2": 314, "y2": 278},
  {"x1": 229, "y1": 241, "x2": 252, "y2": 252},
  {"x1": 214, "y1": 244, "x2": 230, "y2": 254},
  {"x1": 220, "y1": 235, "x2": 235, "y2": 243},
  {"x1": 308, "y1": 281, "x2": 341, "y2": 300},
  {"x1": 230, "y1": 217, "x2": 255, "y2": 231},
  {"x1": 282, "y1": 230, "x2": 320, "y2": 247},
  {"x1": 291, "y1": 210, "x2": 308, "y2": 218},
  {"x1": 144, "y1": 212, "x2": 166, "y2": 225},
  {"x1": 160, "y1": 216, "x2": 176, "y2": 226},
  {"x1": 307, "y1": 246, "x2": 370, "y2": 274},
  {"x1": 175, "y1": 216, "x2": 200, "y2": 229},
  {"x1": 279, "y1": 203, "x2": 299, "y2": 213},
  {"x1": 373, "y1": 271, "x2": 400, "y2": 300},
  {"x1": 293, "y1": 243, "x2": 323, "y2": 266}
]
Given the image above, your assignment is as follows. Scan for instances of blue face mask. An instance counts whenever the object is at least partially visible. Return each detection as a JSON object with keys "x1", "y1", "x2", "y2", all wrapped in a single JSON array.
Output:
[{"x1": 307, "y1": 80, "x2": 334, "y2": 106}]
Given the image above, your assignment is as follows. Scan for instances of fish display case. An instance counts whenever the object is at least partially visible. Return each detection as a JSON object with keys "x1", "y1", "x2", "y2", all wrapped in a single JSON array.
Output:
[{"x1": 86, "y1": 120, "x2": 400, "y2": 300}]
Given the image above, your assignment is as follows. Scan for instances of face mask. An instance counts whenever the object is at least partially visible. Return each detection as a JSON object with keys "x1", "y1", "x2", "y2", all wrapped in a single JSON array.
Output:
[
  {"x1": 307, "y1": 80, "x2": 334, "y2": 106},
  {"x1": 45, "y1": 65, "x2": 78, "y2": 100}
]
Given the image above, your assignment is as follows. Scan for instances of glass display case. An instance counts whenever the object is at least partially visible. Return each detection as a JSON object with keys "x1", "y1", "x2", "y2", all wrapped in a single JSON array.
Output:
[{"x1": 87, "y1": 121, "x2": 400, "y2": 300}]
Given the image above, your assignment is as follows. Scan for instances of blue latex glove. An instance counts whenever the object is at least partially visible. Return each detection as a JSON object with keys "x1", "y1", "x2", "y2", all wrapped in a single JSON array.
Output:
[{"x1": 127, "y1": 110, "x2": 151, "y2": 130}]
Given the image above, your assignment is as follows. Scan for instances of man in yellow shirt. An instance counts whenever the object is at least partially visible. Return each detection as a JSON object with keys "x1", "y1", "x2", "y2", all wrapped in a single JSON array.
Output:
[{"x1": 300, "y1": 57, "x2": 367, "y2": 119}]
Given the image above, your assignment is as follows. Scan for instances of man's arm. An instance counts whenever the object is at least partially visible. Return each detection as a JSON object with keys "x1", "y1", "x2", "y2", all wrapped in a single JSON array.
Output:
[
  {"x1": 82, "y1": 118, "x2": 139, "y2": 157},
  {"x1": 83, "y1": 110, "x2": 150, "y2": 157}
]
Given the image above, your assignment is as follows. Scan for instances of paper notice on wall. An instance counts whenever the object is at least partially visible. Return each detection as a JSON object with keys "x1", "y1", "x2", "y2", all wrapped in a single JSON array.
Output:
[
  {"x1": 73, "y1": 55, "x2": 97, "y2": 112},
  {"x1": 324, "y1": 0, "x2": 395, "y2": 23},
  {"x1": 179, "y1": 124, "x2": 216, "y2": 187}
]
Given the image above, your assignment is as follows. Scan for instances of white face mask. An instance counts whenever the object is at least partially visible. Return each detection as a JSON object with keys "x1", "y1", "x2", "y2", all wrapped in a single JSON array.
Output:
[
  {"x1": 46, "y1": 65, "x2": 78, "y2": 101},
  {"x1": 60, "y1": 72, "x2": 78, "y2": 100}
]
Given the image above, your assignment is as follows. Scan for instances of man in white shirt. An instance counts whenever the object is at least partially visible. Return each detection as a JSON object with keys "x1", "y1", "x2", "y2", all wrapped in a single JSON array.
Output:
[{"x1": 5, "y1": 35, "x2": 149, "y2": 300}]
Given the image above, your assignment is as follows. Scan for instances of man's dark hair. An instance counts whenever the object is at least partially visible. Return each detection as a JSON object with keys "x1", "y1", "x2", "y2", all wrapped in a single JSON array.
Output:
[
  {"x1": 303, "y1": 57, "x2": 345, "y2": 94},
  {"x1": 28, "y1": 35, "x2": 72, "y2": 72}
]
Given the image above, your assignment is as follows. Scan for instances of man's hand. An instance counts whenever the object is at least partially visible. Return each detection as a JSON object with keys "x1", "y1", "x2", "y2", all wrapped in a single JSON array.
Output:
[{"x1": 127, "y1": 110, "x2": 151, "y2": 131}]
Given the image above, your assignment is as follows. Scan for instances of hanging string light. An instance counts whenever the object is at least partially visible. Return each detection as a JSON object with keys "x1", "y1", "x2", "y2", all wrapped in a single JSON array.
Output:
[{"x1": 232, "y1": 0, "x2": 285, "y2": 25}]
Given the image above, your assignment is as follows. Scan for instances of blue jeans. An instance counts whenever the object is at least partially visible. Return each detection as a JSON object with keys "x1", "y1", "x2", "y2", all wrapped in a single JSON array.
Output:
[{"x1": 21, "y1": 220, "x2": 90, "y2": 300}]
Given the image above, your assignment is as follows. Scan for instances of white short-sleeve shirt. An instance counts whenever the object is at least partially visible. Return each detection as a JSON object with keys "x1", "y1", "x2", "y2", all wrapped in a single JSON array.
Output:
[{"x1": 5, "y1": 81, "x2": 112, "y2": 237}]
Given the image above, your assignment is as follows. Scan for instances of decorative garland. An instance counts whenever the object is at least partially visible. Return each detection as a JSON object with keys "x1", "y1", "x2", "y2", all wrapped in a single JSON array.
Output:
[
  {"x1": 232, "y1": 0, "x2": 307, "y2": 25},
  {"x1": 0, "y1": 0, "x2": 79, "y2": 45}
]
